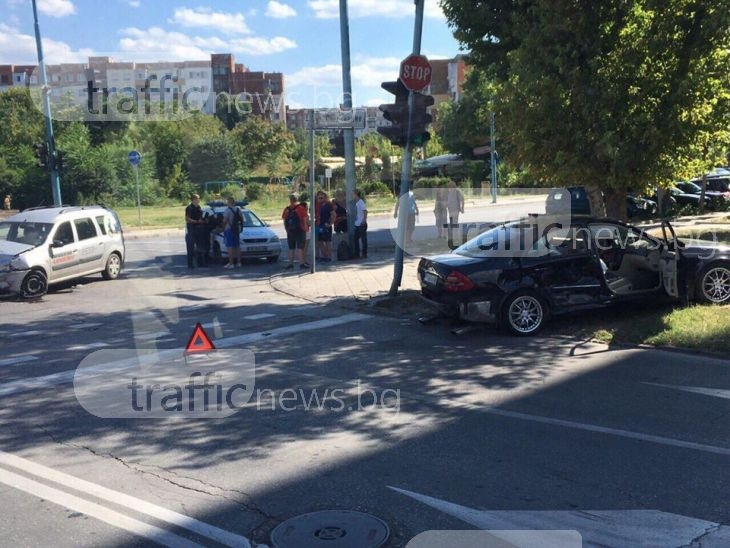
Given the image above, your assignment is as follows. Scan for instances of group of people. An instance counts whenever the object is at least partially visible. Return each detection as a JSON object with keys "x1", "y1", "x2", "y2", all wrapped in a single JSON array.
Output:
[
  {"x1": 281, "y1": 189, "x2": 368, "y2": 269},
  {"x1": 185, "y1": 194, "x2": 242, "y2": 269}
]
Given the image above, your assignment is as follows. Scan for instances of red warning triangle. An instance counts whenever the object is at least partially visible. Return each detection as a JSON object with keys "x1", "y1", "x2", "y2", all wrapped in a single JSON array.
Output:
[{"x1": 185, "y1": 323, "x2": 216, "y2": 353}]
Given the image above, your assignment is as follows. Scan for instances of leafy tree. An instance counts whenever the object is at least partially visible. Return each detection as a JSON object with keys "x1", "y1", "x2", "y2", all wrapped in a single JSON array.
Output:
[
  {"x1": 228, "y1": 116, "x2": 294, "y2": 174},
  {"x1": 441, "y1": 0, "x2": 730, "y2": 218},
  {"x1": 187, "y1": 136, "x2": 237, "y2": 185}
]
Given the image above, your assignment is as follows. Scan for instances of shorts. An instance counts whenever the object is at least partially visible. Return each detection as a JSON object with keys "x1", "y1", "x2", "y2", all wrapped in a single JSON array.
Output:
[
  {"x1": 287, "y1": 229, "x2": 306, "y2": 250},
  {"x1": 224, "y1": 228, "x2": 240, "y2": 248},
  {"x1": 317, "y1": 225, "x2": 332, "y2": 242}
]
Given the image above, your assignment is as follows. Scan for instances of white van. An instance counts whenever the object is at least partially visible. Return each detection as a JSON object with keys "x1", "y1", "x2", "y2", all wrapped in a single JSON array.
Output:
[{"x1": 0, "y1": 205, "x2": 125, "y2": 298}]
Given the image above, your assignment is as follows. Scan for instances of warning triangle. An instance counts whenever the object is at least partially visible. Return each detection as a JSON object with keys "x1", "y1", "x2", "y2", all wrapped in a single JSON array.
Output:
[{"x1": 185, "y1": 323, "x2": 216, "y2": 353}]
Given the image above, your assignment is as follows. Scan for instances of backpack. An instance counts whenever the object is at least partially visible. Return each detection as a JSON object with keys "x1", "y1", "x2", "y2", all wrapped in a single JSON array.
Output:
[
  {"x1": 285, "y1": 204, "x2": 302, "y2": 232},
  {"x1": 230, "y1": 207, "x2": 243, "y2": 233},
  {"x1": 337, "y1": 239, "x2": 351, "y2": 261}
]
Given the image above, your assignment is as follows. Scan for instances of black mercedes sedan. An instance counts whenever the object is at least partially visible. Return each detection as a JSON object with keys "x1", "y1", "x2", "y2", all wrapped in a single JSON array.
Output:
[{"x1": 417, "y1": 216, "x2": 730, "y2": 336}]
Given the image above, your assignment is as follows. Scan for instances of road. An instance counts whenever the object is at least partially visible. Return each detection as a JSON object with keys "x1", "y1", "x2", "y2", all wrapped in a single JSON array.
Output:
[{"x1": 1, "y1": 211, "x2": 730, "y2": 547}]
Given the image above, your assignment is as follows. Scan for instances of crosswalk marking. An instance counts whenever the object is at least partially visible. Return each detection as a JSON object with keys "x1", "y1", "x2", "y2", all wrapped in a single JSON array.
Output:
[{"x1": 0, "y1": 451, "x2": 252, "y2": 548}]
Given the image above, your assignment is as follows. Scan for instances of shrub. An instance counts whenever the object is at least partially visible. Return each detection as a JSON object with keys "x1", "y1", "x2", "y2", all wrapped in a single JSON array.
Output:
[
  {"x1": 361, "y1": 181, "x2": 391, "y2": 196},
  {"x1": 245, "y1": 182, "x2": 263, "y2": 202}
]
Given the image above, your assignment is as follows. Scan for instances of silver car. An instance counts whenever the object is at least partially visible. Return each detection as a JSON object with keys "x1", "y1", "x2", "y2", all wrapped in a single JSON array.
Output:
[
  {"x1": 203, "y1": 201, "x2": 281, "y2": 263},
  {"x1": 0, "y1": 206, "x2": 125, "y2": 298}
]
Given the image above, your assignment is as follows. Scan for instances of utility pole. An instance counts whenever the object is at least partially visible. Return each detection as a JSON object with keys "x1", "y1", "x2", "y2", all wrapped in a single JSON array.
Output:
[
  {"x1": 339, "y1": 0, "x2": 357, "y2": 250},
  {"x1": 389, "y1": 0, "x2": 425, "y2": 297},
  {"x1": 32, "y1": 0, "x2": 62, "y2": 206}
]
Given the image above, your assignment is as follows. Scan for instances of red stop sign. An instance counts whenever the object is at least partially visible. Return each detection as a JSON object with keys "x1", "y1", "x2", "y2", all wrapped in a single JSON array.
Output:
[{"x1": 400, "y1": 54, "x2": 432, "y2": 92}]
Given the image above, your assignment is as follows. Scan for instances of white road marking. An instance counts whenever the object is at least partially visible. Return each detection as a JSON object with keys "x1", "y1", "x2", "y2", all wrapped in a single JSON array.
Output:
[
  {"x1": 12, "y1": 330, "x2": 43, "y2": 338},
  {"x1": 67, "y1": 342, "x2": 110, "y2": 351},
  {"x1": 390, "y1": 486, "x2": 728, "y2": 547},
  {"x1": 0, "y1": 451, "x2": 251, "y2": 548},
  {"x1": 70, "y1": 323, "x2": 104, "y2": 330},
  {"x1": 0, "y1": 356, "x2": 38, "y2": 367},
  {"x1": 645, "y1": 382, "x2": 730, "y2": 400},
  {"x1": 243, "y1": 313, "x2": 276, "y2": 320},
  {"x1": 0, "y1": 467, "x2": 203, "y2": 548},
  {"x1": 0, "y1": 313, "x2": 371, "y2": 397}
]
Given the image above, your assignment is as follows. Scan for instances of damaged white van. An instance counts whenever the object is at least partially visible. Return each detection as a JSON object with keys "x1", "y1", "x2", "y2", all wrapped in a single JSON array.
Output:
[{"x1": 0, "y1": 205, "x2": 125, "y2": 298}]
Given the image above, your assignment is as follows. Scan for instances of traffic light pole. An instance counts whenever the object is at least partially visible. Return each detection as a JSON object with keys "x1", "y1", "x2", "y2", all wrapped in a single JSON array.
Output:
[
  {"x1": 389, "y1": 0, "x2": 424, "y2": 297},
  {"x1": 32, "y1": 0, "x2": 62, "y2": 206},
  {"x1": 339, "y1": 0, "x2": 357, "y2": 252}
]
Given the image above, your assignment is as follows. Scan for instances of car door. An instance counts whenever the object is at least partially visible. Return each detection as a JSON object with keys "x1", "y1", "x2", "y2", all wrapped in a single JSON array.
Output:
[
  {"x1": 73, "y1": 216, "x2": 105, "y2": 275},
  {"x1": 521, "y1": 226, "x2": 605, "y2": 309},
  {"x1": 660, "y1": 222, "x2": 679, "y2": 298},
  {"x1": 48, "y1": 220, "x2": 79, "y2": 281}
]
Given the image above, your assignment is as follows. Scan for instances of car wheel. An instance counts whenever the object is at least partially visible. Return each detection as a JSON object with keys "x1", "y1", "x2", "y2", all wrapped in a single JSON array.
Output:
[
  {"x1": 101, "y1": 253, "x2": 122, "y2": 280},
  {"x1": 502, "y1": 291, "x2": 548, "y2": 336},
  {"x1": 267, "y1": 255, "x2": 279, "y2": 263},
  {"x1": 21, "y1": 269, "x2": 48, "y2": 299},
  {"x1": 697, "y1": 262, "x2": 730, "y2": 304}
]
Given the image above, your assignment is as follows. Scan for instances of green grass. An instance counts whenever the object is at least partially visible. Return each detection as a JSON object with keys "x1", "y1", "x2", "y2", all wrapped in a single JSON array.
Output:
[{"x1": 546, "y1": 301, "x2": 730, "y2": 356}]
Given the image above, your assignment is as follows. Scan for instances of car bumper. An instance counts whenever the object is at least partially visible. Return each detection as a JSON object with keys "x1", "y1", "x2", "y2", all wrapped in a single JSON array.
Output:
[
  {"x1": 239, "y1": 242, "x2": 281, "y2": 258},
  {"x1": 419, "y1": 293, "x2": 496, "y2": 323}
]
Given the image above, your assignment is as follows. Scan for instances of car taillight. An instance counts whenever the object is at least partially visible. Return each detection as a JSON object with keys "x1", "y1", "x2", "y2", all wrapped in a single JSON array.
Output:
[{"x1": 443, "y1": 270, "x2": 475, "y2": 292}]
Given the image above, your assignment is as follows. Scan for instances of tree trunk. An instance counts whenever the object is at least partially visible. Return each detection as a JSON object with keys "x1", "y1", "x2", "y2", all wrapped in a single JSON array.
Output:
[
  {"x1": 604, "y1": 186, "x2": 627, "y2": 221},
  {"x1": 584, "y1": 184, "x2": 606, "y2": 218}
]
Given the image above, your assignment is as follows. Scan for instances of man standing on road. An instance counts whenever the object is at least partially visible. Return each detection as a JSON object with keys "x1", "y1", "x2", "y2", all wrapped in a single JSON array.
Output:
[
  {"x1": 446, "y1": 180, "x2": 464, "y2": 243},
  {"x1": 184, "y1": 193, "x2": 205, "y2": 269},
  {"x1": 282, "y1": 194, "x2": 309, "y2": 269},
  {"x1": 352, "y1": 189, "x2": 368, "y2": 259}
]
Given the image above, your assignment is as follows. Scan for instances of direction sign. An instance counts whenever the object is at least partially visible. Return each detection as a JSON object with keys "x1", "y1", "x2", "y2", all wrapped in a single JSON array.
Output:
[
  {"x1": 128, "y1": 150, "x2": 141, "y2": 166},
  {"x1": 400, "y1": 54, "x2": 432, "y2": 92}
]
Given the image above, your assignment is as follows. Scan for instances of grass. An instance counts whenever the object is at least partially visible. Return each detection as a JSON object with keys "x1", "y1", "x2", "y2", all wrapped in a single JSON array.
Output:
[{"x1": 546, "y1": 301, "x2": 730, "y2": 356}]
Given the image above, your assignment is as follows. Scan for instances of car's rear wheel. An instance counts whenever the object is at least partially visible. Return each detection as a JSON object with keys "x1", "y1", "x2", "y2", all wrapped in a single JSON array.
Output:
[
  {"x1": 101, "y1": 253, "x2": 122, "y2": 280},
  {"x1": 697, "y1": 262, "x2": 730, "y2": 304},
  {"x1": 502, "y1": 291, "x2": 548, "y2": 336},
  {"x1": 21, "y1": 269, "x2": 47, "y2": 299}
]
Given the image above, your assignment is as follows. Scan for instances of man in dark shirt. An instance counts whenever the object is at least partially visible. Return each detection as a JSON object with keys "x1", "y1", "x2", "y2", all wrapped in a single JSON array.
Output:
[{"x1": 185, "y1": 193, "x2": 206, "y2": 268}]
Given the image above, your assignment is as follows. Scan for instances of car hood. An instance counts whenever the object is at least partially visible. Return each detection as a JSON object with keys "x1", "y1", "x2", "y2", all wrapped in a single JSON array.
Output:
[
  {"x1": 0, "y1": 241, "x2": 33, "y2": 263},
  {"x1": 241, "y1": 226, "x2": 276, "y2": 238},
  {"x1": 421, "y1": 253, "x2": 490, "y2": 268}
]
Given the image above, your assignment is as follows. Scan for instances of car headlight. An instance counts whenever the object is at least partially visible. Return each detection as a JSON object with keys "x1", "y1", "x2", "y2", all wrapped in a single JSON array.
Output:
[{"x1": 270, "y1": 236, "x2": 280, "y2": 243}]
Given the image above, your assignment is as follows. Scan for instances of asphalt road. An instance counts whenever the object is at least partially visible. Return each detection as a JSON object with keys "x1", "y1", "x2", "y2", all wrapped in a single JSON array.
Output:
[{"x1": 1, "y1": 221, "x2": 730, "y2": 547}]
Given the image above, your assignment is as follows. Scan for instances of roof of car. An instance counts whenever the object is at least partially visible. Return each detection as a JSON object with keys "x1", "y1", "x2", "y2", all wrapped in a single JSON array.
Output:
[{"x1": 5, "y1": 205, "x2": 111, "y2": 223}]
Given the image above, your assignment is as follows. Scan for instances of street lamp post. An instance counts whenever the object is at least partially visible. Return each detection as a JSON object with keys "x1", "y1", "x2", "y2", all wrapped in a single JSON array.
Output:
[{"x1": 32, "y1": 0, "x2": 62, "y2": 206}]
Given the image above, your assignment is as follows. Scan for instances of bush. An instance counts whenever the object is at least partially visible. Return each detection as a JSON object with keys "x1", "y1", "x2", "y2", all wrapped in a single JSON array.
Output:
[
  {"x1": 361, "y1": 181, "x2": 391, "y2": 196},
  {"x1": 245, "y1": 182, "x2": 263, "y2": 202}
]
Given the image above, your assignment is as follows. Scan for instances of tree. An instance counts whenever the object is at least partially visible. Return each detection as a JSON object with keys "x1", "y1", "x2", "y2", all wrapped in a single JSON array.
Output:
[
  {"x1": 187, "y1": 136, "x2": 237, "y2": 185},
  {"x1": 441, "y1": 0, "x2": 730, "y2": 218}
]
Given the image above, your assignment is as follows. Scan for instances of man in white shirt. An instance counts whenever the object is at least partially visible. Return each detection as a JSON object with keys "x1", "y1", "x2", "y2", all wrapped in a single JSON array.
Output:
[{"x1": 352, "y1": 189, "x2": 368, "y2": 259}]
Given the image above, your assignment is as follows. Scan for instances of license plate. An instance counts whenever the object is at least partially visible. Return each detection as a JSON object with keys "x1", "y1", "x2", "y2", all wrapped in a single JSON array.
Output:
[
  {"x1": 246, "y1": 246, "x2": 265, "y2": 252},
  {"x1": 423, "y1": 272, "x2": 438, "y2": 285}
]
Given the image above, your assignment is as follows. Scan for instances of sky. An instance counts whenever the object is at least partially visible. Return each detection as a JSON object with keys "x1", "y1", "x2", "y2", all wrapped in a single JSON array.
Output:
[{"x1": 1, "y1": 0, "x2": 465, "y2": 108}]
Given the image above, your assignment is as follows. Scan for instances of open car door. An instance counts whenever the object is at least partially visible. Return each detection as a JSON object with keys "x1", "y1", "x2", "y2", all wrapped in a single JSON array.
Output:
[{"x1": 660, "y1": 220, "x2": 680, "y2": 298}]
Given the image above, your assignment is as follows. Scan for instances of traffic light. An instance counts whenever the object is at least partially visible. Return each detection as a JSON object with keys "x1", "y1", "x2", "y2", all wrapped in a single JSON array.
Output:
[
  {"x1": 377, "y1": 79, "x2": 434, "y2": 147},
  {"x1": 410, "y1": 91, "x2": 434, "y2": 147},
  {"x1": 55, "y1": 150, "x2": 65, "y2": 171},
  {"x1": 34, "y1": 142, "x2": 49, "y2": 168},
  {"x1": 377, "y1": 79, "x2": 409, "y2": 146}
]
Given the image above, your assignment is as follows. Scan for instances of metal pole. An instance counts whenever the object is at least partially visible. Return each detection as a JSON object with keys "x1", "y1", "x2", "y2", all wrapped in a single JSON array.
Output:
[
  {"x1": 32, "y1": 0, "x2": 62, "y2": 206},
  {"x1": 339, "y1": 0, "x2": 357, "y2": 252},
  {"x1": 135, "y1": 164, "x2": 141, "y2": 225},
  {"x1": 490, "y1": 111, "x2": 497, "y2": 203},
  {"x1": 309, "y1": 109, "x2": 316, "y2": 272},
  {"x1": 389, "y1": 0, "x2": 424, "y2": 297}
]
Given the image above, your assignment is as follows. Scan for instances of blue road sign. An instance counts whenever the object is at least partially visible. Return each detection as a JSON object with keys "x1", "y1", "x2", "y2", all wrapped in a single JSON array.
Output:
[{"x1": 128, "y1": 150, "x2": 141, "y2": 166}]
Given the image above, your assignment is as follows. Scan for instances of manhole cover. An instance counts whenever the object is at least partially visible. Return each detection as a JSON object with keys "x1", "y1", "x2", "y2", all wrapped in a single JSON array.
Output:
[{"x1": 271, "y1": 510, "x2": 389, "y2": 548}]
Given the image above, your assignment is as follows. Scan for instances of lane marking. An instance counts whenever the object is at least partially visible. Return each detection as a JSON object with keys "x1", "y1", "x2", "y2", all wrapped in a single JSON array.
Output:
[
  {"x1": 0, "y1": 356, "x2": 38, "y2": 367},
  {"x1": 0, "y1": 467, "x2": 203, "y2": 548},
  {"x1": 0, "y1": 451, "x2": 251, "y2": 548},
  {"x1": 0, "y1": 313, "x2": 371, "y2": 397},
  {"x1": 67, "y1": 342, "x2": 110, "y2": 351},
  {"x1": 645, "y1": 382, "x2": 730, "y2": 400},
  {"x1": 389, "y1": 486, "x2": 727, "y2": 547},
  {"x1": 244, "y1": 313, "x2": 276, "y2": 321}
]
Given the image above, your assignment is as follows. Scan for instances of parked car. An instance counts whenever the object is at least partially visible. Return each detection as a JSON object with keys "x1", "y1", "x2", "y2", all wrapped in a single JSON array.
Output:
[
  {"x1": 413, "y1": 154, "x2": 465, "y2": 177},
  {"x1": 417, "y1": 215, "x2": 730, "y2": 336},
  {"x1": 0, "y1": 205, "x2": 125, "y2": 298},
  {"x1": 675, "y1": 180, "x2": 728, "y2": 209},
  {"x1": 545, "y1": 187, "x2": 657, "y2": 218},
  {"x1": 203, "y1": 201, "x2": 281, "y2": 263}
]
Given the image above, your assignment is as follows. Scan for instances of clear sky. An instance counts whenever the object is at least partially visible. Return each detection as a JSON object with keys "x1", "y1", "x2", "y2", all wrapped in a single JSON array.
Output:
[{"x1": 2, "y1": 0, "x2": 465, "y2": 108}]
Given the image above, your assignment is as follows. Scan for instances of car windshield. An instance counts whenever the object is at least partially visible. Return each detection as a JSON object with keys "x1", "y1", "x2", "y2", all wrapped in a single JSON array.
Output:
[
  {"x1": 680, "y1": 181, "x2": 702, "y2": 193},
  {"x1": 0, "y1": 221, "x2": 54, "y2": 246},
  {"x1": 242, "y1": 209, "x2": 266, "y2": 228}
]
